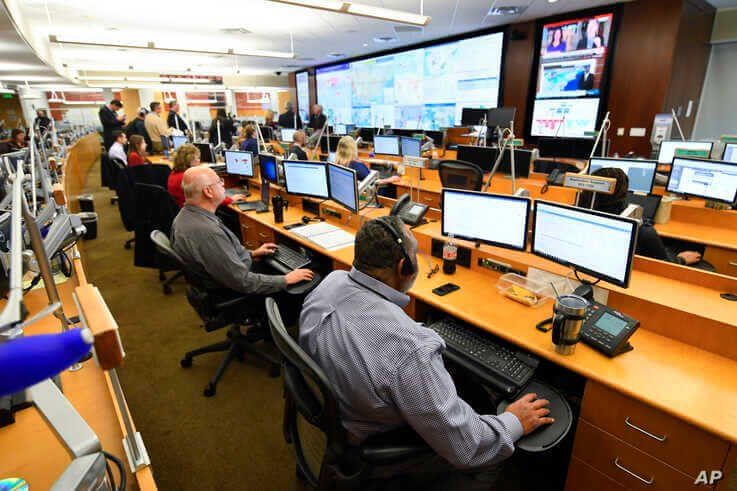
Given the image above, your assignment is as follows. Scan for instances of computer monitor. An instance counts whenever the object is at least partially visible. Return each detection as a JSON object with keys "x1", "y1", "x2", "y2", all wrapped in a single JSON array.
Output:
[
  {"x1": 373, "y1": 135, "x2": 400, "y2": 156},
  {"x1": 327, "y1": 151, "x2": 336, "y2": 164},
  {"x1": 194, "y1": 143, "x2": 215, "y2": 163},
  {"x1": 486, "y1": 107, "x2": 517, "y2": 129},
  {"x1": 461, "y1": 108, "x2": 489, "y2": 126},
  {"x1": 657, "y1": 140, "x2": 713, "y2": 164},
  {"x1": 258, "y1": 153, "x2": 280, "y2": 184},
  {"x1": 320, "y1": 135, "x2": 342, "y2": 154},
  {"x1": 442, "y1": 189, "x2": 531, "y2": 251},
  {"x1": 334, "y1": 124, "x2": 347, "y2": 135},
  {"x1": 282, "y1": 160, "x2": 329, "y2": 199},
  {"x1": 588, "y1": 157, "x2": 657, "y2": 194},
  {"x1": 457, "y1": 145, "x2": 496, "y2": 173},
  {"x1": 532, "y1": 201, "x2": 639, "y2": 288},
  {"x1": 224, "y1": 150, "x2": 254, "y2": 177},
  {"x1": 722, "y1": 143, "x2": 737, "y2": 163},
  {"x1": 281, "y1": 128, "x2": 296, "y2": 143},
  {"x1": 666, "y1": 157, "x2": 737, "y2": 204},
  {"x1": 171, "y1": 135, "x2": 188, "y2": 151},
  {"x1": 358, "y1": 127, "x2": 375, "y2": 143},
  {"x1": 327, "y1": 163, "x2": 359, "y2": 213},
  {"x1": 538, "y1": 137, "x2": 597, "y2": 159},
  {"x1": 259, "y1": 125, "x2": 274, "y2": 141},
  {"x1": 401, "y1": 137, "x2": 421, "y2": 158},
  {"x1": 498, "y1": 148, "x2": 532, "y2": 178}
]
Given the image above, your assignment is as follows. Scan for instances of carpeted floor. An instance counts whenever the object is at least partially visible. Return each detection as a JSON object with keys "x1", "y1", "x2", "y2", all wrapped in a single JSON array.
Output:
[{"x1": 78, "y1": 162, "x2": 301, "y2": 490}]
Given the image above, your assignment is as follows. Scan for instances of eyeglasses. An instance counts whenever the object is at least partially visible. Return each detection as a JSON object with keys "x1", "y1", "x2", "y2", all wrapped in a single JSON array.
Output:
[{"x1": 205, "y1": 177, "x2": 224, "y2": 188}]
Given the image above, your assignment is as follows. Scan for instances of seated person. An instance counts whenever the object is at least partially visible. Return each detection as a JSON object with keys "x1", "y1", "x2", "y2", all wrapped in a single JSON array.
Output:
[
  {"x1": 168, "y1": 143, "x2": 247, "y2": 208},
  {"x1": 8, "y1": 128, "x2": 27, "y2": 151},
  {"x1": 300, "y1": 216, "x2": 552, "y2": 487},
  {"x1": 335, "y1": 136, "x2": 400, "y2": 196},
  {"x1": 239, "y1": 124, "x2": 259, "y2": 154},
  {"x1": 580, "y1": 167, "x2": 709, "y2": 268},
  {"x1": 108, "y1": 130, "x2": 128, "y2": 165},
  {"x1": 263, "y1": 110, "x2": 277, "y2": 129},
  {"x1": 288, "y1": 130, "x2": 309, "y2": 160},
  {"x1": 127, "y1": 135, "x2": 150, "y2": 167},
  {"x1": 170, "y1": 166, "x2": 314, "y2": 295}
]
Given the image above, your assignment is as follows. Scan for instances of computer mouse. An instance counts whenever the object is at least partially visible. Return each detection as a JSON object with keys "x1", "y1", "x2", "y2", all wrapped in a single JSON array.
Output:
[
  {"x1": 721, "y1": 292, "x2": 737, "y2": 302},
  {"x1": 497, "y1": 380, "x2": 573, "y2": 452}
]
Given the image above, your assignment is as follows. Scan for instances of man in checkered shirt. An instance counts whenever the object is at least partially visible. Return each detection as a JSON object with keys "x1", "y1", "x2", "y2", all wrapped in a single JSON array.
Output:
[{"x1": 300, "y1": 216, "x2": 553, "y2": 488}]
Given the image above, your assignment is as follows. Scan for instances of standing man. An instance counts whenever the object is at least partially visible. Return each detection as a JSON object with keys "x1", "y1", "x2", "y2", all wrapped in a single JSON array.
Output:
[
  {"x1": 99, "y1": 99, "x2": 125, "y2": 150},
  {"x1": 277, "y1": 102, "x2": 302, "y2": 129},
  {"x1": 144, "y1": 102, "x2": 170, "y2": 153},
  {"x1": 125, "y1": 107, "x2": 152, "y2": 148},
  {"x1": 308, "y1": 104, "x2": 326, "y2": 132},
  {"x1": 167, "y1": 100, "x2": 189, "y2": 136},
  {"x1": 34, "y1": 109, "x2": 52, "y2": 134}
]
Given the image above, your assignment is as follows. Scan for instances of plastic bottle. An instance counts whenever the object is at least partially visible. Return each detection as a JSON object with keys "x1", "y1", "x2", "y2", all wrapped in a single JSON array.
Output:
[{"x1": 442, "y1": 235, "x2": 457, "y2": 275}]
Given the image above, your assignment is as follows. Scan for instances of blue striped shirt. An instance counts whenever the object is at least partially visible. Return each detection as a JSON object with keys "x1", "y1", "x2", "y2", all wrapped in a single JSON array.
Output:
[{"x1": 299, "y1": 267, "x2": 523, "y2": 469}]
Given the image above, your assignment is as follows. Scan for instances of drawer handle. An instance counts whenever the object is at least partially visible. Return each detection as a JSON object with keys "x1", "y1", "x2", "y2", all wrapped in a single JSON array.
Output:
[
  {"x1": 614, "y1": 458, "x2": 654, "y2": 485},
  {"x1": 423, "y1": 197, "x2": 433, "y2": 202},
  {"x1": 625, "y1": 417, "x2": 667, "y2": 442},
  {"x1": 258, "y1": 232, "x2": 270, "y2": 239},
  {"x1": 729, "y1": 261, "x2": 737, "y2": 267}
]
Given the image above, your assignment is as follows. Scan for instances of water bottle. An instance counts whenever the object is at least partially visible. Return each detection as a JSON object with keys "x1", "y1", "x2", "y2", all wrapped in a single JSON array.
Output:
[{"x1": 442, "y1": 235, "x2": 457, "y2": 275}]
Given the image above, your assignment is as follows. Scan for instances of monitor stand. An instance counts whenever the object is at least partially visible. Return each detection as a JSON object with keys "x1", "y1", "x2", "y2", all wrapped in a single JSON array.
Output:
[
  {"x1": 259, "y1": 179, "x2": 270, "y2": 212},
  {"x1": 302, "y1": 198, "x2": 320, "y2": 216}
]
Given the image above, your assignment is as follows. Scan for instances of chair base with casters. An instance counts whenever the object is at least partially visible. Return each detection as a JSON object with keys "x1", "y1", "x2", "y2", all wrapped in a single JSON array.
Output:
[
  {"x1": 265, "y1": 297, "x2": 434, "y2": 490},
  {"x1": 125, "y1": 237, "x2": 135, "y2": 249},
  {"x1": 180, "y1": 317, "x2": 280, "y2": 398},
  {"x1": 159, "y1": 270, "x2": 184, "y2": 295}
]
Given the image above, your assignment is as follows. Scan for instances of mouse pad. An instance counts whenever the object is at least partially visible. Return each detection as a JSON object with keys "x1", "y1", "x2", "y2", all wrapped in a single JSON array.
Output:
[{"x1": 497, "y1": 380, "x2": 573, "y2": 452}]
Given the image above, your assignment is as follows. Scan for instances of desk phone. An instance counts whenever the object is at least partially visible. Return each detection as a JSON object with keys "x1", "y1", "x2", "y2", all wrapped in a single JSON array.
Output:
[
  {"x1": 580, "y1": 301, "x2": 639, "y2": 357},
  {"x1": 391, "y1": 193, "x2": 429, "y2": 226}
]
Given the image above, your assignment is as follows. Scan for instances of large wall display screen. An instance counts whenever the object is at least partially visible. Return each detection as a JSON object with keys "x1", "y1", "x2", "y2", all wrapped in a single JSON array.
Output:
[
  {"x1": 530, "y1": 12, "x2": 616, "y2": 138},
  {"x1": 296, "y1": 71, "x2": 310, "y2": 123},
  {"x1": 316, "y1": 31, "x2": 504, "y2": 131}
]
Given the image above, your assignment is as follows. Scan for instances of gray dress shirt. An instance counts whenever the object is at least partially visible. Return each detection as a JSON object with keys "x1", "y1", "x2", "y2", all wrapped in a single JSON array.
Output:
[
  {"x1": 170, "y1": 204, "x2": 286, "y2": 295},
  {"x1": 299, "y1": 268, "x2": 523, "y2": 469}
]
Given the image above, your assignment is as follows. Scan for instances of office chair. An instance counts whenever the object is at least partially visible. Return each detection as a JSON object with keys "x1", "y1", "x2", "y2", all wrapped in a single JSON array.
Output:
[
  {"x1": 265, "y1": 297, "x2": 433, "y2": 489},
  {"x1": 151, "y1": 230, "x2": 279, "y2": 397},
  {"x1": 138, "y1": 185, "x2": 183, "y2": 294},
  {"x1": 438, "y1": 160, "x2": 484, "y2": 192},
  {"x1": 114, "y1": 160, "x2": 136, "y2": 249}
]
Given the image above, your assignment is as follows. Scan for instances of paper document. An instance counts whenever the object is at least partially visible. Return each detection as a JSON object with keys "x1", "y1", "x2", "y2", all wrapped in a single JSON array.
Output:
[{"x1": 292, "y1": 223, "x2": 355, "y2": 251}]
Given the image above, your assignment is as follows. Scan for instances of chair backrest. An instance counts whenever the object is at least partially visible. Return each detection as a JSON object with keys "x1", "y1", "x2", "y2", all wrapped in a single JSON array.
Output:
[
  {"x1": 438, "y1": 160, "x2": 484, "y2": 191},
  {"x1": 265, "y1": 298, "x2": 347, "y2": 455},
  {"x1": 150, "y1": 230, "x2": 184, "y2": 268},
  {"x1": 115, "y1": 165, "x2": 136, "y2": 231}
]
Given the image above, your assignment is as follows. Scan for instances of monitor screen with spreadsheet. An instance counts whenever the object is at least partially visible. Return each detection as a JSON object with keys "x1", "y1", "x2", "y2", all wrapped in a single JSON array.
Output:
[
  {"x1": 327, "y1": 163, "x2": 359, "y2": 213},
  {"x1": 666, "y1": 157, "x2": 737, "y2": 204},
  {"x1": 532, "y1": 201, "x2": 638, "y2": 287},
  {"x1": 722, "y1": 143, "x2": 737, "y2": 163},
  {"x1": 657, "y1": 140, "x2": 713, "y2": 164},
  {"x1": 280, "y1": 128, "x2": 296, "y2": 143},
  {"x1": 588, "y1": 157, "x2": 657, "y2": 194},
  {"x1": 373, "y1": 135, "x2": 400, "y2": 156},
  {"x1": 401, "y1": 137, "x2": 421, "y2": 158},
  {"x1": 442, "y1": 189, "x2": 531, "y2": 251},
  {"x1": 283, "y1": 160, "x2": 329, "y2": 199}
]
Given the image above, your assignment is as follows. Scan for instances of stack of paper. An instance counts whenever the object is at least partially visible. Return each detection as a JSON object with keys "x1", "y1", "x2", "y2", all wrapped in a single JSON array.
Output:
[{"x1": 292, "y1": 223, "x2": 355, "y2": 251}]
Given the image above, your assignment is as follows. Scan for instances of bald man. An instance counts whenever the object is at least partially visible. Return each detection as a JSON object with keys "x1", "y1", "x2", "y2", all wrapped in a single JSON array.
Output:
[
  {"x1": 170, "y1": 166, "x2": 313, "y2": 295},
  {"x1": 289, "y1": 130, "x2": 309, "y2": 160}
]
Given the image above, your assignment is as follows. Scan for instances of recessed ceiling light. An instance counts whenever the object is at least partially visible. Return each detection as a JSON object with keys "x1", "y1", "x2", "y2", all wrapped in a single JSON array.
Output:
[
  {"x1": 488, "y1": 6, "x2": 526, "y2": 16},
  {"x1": 327, "y1": 52, "x2": 345, "y2": 58},
  {"x1": 346, "y1": 29, "x2": 358, "y2": 33},
  {"x1": 363, "y1": 43, "x2": 368, "y2": 47},
  {"x1": 221, "y1": 27, "x2": 252, "y2": 35},
  {"x1": 373, "y1": 36, "x2": 398, "y2": 44}
]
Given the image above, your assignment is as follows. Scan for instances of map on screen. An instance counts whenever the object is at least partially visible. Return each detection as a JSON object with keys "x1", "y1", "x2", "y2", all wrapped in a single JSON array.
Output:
[{"x1": 316, "y1": 31, "x2": 504, "y2": 131}]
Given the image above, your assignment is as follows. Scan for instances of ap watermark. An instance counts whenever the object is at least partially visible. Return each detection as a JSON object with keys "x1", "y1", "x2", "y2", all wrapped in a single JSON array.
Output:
[{"x1": 694, "y1": 470, "x2": 722, "y2": 485}]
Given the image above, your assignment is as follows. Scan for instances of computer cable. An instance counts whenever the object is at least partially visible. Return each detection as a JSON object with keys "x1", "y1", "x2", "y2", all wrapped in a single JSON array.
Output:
[{"x1": 103, "y1": 450, "x2": 126, "y2": 491}]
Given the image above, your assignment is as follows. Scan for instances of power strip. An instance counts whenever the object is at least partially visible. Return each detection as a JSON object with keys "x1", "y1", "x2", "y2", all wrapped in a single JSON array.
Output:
[{"x1": 477, "y1": 257, "x2": 526, "y2": 277}]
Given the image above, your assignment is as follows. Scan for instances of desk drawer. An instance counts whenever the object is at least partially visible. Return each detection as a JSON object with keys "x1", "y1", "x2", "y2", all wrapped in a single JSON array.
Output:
[
  {"x1": 418, "y1": 190, "x2": 440, "y2": 209},
  {"x1": 581, "y1": 382, "x2": 729, "y2": 478},
  {"x1": 573, "y1": 420, "x2": 702, "y2": 490},
  {"x1": 566, "y1": 456, "x2": 627, "y2": 491},
  {"x1": 239, "y1": 217, "x2": 275, "y2": 249},
  {"x1": 703, "y1": 246, "x2": 737, "y2": 277}
]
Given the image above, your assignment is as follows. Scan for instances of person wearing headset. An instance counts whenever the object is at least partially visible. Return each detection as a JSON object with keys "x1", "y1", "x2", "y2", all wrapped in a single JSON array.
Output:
[{"x1": 299, "y1": 216, "x2": 552, "y2": 488}]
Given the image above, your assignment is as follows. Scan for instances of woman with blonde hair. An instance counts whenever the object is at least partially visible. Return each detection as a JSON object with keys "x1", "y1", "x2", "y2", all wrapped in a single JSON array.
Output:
[
  {"x1": 334, "y1": 136, "x2": 400, "y2": 196},
  {"x1": 167, "y1": 144, "x2": 248, "y2": 207}
]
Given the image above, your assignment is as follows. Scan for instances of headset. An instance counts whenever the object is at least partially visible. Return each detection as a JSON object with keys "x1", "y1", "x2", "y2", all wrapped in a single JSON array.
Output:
[{"x1": 374, "y1": 216, "x2": 415, "y2": 276}]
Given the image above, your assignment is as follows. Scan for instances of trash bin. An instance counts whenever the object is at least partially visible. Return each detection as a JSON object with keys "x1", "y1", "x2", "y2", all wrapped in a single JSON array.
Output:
[
  {"x1": 78, "y1": 212, "x2": 98, "y2": 240},
  {"x1": 78, "y1": 194, "x2": 94, "y2": 212}
]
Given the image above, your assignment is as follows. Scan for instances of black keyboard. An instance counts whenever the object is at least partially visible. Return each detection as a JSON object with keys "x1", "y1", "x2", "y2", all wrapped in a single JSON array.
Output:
[
  {"x1": 427, "y1": 317, "x2": 538, "y2": 396},
  {"x1": 271, "y1": 244, "x2": 310, "y2": 271},
  {"x1": 238, "y1": 201, "x2": 268, "y2": 213}
]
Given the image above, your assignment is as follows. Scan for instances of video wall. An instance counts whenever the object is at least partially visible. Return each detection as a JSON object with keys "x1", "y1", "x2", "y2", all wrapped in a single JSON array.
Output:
[
  {"x1": 315, "y1": 31, "x2": 504, "y2": 131},
  {"x1": 295, "y1": 71, "x2": 310, "y2": 123},
  {"x1": 530, "y1": 12, "x2": 616, "y2": 138}
]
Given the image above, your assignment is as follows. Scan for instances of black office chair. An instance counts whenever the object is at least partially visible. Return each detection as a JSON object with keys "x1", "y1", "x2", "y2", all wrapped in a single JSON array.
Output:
[
  {"x1": 114, "y1": 160, "x2": 136, "y2": 249},
  {"x1": 265, "y1": 297, "x2": 433, "y2": 489},
  {"x1": 138, "y1": 185, "x2": 183, "y2": 293},
  {"x1": 151, "y1": 230, "x2": 280, "y2": 397},
  {"x1": 438, "y1": 160, "x2": 484, "y2": 192}
]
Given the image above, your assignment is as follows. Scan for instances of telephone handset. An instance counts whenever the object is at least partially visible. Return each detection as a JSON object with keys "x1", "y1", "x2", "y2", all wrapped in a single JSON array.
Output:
[{"x1": 390, "y1": 193, "x2": 429, "y2": 227}]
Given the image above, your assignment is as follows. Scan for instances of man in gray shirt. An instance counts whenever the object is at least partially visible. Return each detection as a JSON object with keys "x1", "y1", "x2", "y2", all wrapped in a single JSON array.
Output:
[
  {"x1": 170, "y1": 166, "x2": 313, "y2": 295},
  {"x1": 300, "y1": 216, "x2": 553, "y2": 488}
]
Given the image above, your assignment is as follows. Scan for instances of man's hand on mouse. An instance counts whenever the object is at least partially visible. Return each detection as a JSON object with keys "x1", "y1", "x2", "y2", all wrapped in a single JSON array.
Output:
[{"x1": 505, "y1": 393, "x2": 555, "y2": 435}]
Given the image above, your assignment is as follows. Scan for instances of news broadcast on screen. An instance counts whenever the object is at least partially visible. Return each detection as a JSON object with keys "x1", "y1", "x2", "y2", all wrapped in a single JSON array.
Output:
[{"x1": 531, "y1": 12, "x2": 615, "y2": 138}]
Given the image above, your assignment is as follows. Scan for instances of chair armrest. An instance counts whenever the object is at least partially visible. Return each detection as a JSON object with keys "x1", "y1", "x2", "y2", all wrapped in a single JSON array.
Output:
[
  {"x1": 214, "y1": 295, "x2": 251, "y2": 310},
  {"x1": 360, "y1": 443, "x2": 433, "y2": 464}
]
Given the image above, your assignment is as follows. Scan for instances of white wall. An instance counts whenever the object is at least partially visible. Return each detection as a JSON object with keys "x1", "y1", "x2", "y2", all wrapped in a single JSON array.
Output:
[{"x1": 693, "y1": 42, "x2": 737, "y2": 139}]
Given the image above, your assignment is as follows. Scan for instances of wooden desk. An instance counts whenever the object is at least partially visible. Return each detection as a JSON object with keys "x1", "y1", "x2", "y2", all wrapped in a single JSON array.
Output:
[{"x1": 233, "y1": 186, "x2": 737, "y2": 489}]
